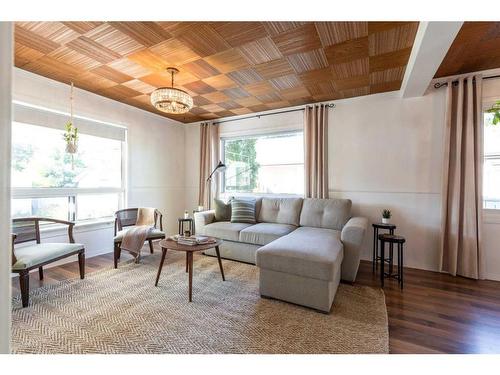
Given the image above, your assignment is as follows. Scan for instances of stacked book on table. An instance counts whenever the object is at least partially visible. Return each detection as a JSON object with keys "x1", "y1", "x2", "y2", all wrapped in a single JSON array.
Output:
[{"x1": 175, "y1": 235, "x2": 215, "y2": 246}]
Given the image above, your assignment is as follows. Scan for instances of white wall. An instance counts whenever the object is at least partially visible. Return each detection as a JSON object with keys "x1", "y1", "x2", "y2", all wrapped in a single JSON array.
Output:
[
  {"x1": 184, "y1": 86, "x2": 500, "y2": 281},
  {"x1": 13, "y1": 69, "x2": 186, "y2": 259},
  {"x1": 0, "y1": 22, "x2": 13, "y2": 354}
]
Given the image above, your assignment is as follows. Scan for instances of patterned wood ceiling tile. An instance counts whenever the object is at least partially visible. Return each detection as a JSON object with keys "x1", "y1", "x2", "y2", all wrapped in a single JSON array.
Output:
[
  {"x1": 248, "y1": 104, "x2": 270, "y2": 113},
  {"x1": 369, "y1": 22, "x2": 418, "y2": 56},
  {"x1": 201, "y1": 91, "x2": 231, "y2": 104},
  {"x1": 230, "y1": 107, "x2": 253, "y2": 115},
  {"x1": 324, "y1": 37, "x2": 368, "y2": 65},
  {"x1": 315, "y1": 22, "x2": 368, "y2": 47},
  {"x1": 262, "y1": 22, "x2": 307, "y2": 37},
  {"x1": 223, "y1": 87, "x2": 251, "y2": 100},
  {"x1": 108, "y1": 58, "x2": 151, "y2": 78},
  {"x1": 122, "y1": 79, "x2": 156, "y2": 94},
  {"x1": 202, "y1": 74, "x2": 238, "y2": 90},
  {"x1": 48, "y1": 46, "x2": 101, "y2": 71},
  {"x1": 298, "y1": 67, "x2": 334, "y2": 85},
  {"x1": 62, "y1": 22, "x2": 103, "y2": 34},
  {"x1": 287, "y1": 49, "x2": 328, "y2": 73},
  {"x1": 335, "y1": 75, "x2": 370, "y2": 91},
  {"x1": 234, "y1": 96, "x2": 261, "y2": 107},
  {"x1": 272, "y1": 23, "x2": 322, "y2": 56},
  {"x1": 91, "y1": 65, "x2": 133, "y2": 84},
  {"x1": 15, "y1": 43, "x2": 45, "y2": 67},
  {"x1": 109, "y1": 22, "x2": 172, "y2": 47},
  {"x1": 254, "y1": 58, "x2": 295, "y2": 79},
  {"x1": 85, "y1": 24, "x2": 144, "y2": 57},
  {"x1": 183, "y1": 80, "x2": 217, "y2": 95},
  {"x1": 15, "y1": 21, "x2": 419, "y2": 123},
  {"x1": 237, "y1": 37, "x2": 283, "y2": 65},
  {"x1": 331, "y1": 58, "x2": 369, "y2": 80},
  {"x1": 279, "y1": 86, "x2": 311, "y2": 100},
  {"x1": 181, "y1": 59, "x2": 220, "y2": 79},
  {"x1": 66, "y1": 36, "x2": 121, "y2": 64},
  {"x1": 218, "y1": 101, "x2": 242, "y2": 110},
  {"x1": 17, "y1": 22, "x2": 80, "y2": 45},
  {"x1": 15, "y1": 24, "x2": 60, "y2": 54},
  {"x1": 177, "y1": 24, "x2": 230, "y2": 57},
  {"x1": 148, "y1": 38, "x2": 199, "y2": 66},
  {"x1": 212, "y1": 22, "x2": 268, "y2": 47},
  {"x1": 243, "y1": 81, "x2": 275, "y2": 96},
  {"x1": 269, "y1": 74, "x2": 302, "y2": 91},
  {"x1": 436, "y1": 22, "x2": 500, "y2": 78},
  {"x1": 369, "y1": 66, "x2": 406, "y2": 85},
  {"x1": 203, "y1": 48, "x2": 249, "y2": 73},
  {"x1": 369, "y1": 47, "x2": 412, "y2": 72},
  {"x1": 370, "y1": 80, "x2": 402, "y2": 94},
  {"x1": 227, "y1": 68, "x2": 263, "y2": 86}
]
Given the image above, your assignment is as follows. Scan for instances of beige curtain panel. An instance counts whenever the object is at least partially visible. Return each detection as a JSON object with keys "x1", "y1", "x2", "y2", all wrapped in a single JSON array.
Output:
[
  {"x1": 198, "y1": 122, "x2": 220, "y2": 208},
  {"x1": 304, "y1": 104, "x2": 329, "y2": 199},
  {"x1": 439, "y1": 75, "x2": 485, "y2": 280}
]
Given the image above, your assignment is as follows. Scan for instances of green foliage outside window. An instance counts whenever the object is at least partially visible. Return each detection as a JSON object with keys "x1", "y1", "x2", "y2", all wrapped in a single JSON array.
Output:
[{"x1": 225, "y1": 138, "x2": 259, "y2": 192}]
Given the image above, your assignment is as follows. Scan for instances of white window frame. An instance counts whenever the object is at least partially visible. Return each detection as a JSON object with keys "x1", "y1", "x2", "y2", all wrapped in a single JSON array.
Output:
[
  {"x1": 11, "y1": 111, "x2": 127, "y2": 223},
  {"x1": 220, "y1": 130, "x2": 304, "y2": 197},
  {"x1": 482, "y1": 97, "x2": 500, "y2": 221}
]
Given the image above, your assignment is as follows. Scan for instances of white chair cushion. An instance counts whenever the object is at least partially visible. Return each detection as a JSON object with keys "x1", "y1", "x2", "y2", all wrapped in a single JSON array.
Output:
[
  {"x1": 13, "y1": 243, "x2": 84, "y2": 270},
  {"x1": 114, "y1": 227, "x2": 165, "y2": 242}
]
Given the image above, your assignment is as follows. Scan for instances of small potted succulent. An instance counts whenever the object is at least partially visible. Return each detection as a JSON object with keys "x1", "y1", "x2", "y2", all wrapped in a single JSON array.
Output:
[
  {"x1": 63, "y1": 121, "x2": 78, "y2": 154},
  {"x1": 382, "y1": 209, "x2": 392, "y2": 224}
]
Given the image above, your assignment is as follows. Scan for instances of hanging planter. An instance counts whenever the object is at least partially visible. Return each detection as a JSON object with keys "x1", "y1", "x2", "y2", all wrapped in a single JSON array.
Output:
[
  {"x1": 63, "y1": 82, "x2": 79, "y2": 168},
  {"x1": 486, "y1": 101, "x2": 500, "y2": 125}
]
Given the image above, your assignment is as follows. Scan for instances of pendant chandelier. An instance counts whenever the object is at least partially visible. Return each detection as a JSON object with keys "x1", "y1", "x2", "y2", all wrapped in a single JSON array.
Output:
[{"x1": 150, "y1": 67, "x2": 193, "y2": 114}]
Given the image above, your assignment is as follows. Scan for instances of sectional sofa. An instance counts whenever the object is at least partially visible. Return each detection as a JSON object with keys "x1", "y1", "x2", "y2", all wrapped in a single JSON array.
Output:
[{"x1": 194, "y1": 197, "x2": 367, "y2": 312}]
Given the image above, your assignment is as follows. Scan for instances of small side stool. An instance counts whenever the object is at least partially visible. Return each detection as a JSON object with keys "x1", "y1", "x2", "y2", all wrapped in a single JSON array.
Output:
[
  {"x1": 178, "y1": 218, "x2": 195, "y2": 236},
  {"x1": 372, "y1": 223, "x2": 396, "y2": 272},
  {"x1": 378, "y1": 233, "x2": 406, "y2": 289}
]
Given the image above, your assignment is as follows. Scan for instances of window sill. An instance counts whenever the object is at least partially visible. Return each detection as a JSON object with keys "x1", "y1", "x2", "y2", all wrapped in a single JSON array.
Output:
[{"x1": 484, "y1": 209, "x2": 500, "y2": 224}]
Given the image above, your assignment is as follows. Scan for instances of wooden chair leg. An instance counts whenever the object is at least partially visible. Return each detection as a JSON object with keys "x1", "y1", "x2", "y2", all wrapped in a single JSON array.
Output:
[
  {"x1": 38, "y1": 266, "x2": 44, "y2": 280},
  {"x1": 114, "y1": 243, "x2": 120, "y2": 269},
  {"x1": 19, "y1": 271, "x2": 29, "y2": 308},
  {"x1": 148, "y1": 240, "x2": 154, "y2": 254},
  {"x1": 78, "y1": 251, "x2": 85, "y2": 279}
]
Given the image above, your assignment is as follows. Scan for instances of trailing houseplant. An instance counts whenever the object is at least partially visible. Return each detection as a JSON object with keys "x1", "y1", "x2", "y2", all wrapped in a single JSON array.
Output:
[
  {"x1": 382, "y1": 209, "x2": 392, "y2": 224},
  {"x1": 486, "y1": 101, "x2": 500, "y2": 125},
  {"x1": 63, "y1": 121, "x2": 78, "y2": 154}
]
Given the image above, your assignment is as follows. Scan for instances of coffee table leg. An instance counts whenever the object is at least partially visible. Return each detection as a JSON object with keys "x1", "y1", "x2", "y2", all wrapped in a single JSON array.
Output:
[
  {"x1": 215, "y1": 246, "x2": 225, "y2": 281},
  {"x1": 185, "y1": 252, "x2": 188, "y2": 273},
  {"x1": 188, "y1": 252, "x2": 193, "y2": 302},
  {"x1": 155, "y1": 248, "x2": 167, "y2": 286}
]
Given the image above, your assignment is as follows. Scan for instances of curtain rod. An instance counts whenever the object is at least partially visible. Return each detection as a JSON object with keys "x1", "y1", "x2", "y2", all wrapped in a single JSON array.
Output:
[
  {"x1": 434, "y1": 75, "x2": 500, "y2": 89},
  {"x1": 213, "y1": 103, "x2": 335, "y2": 125}
]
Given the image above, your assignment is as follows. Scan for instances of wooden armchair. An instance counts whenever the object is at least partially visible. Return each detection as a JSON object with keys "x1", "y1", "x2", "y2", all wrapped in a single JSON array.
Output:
[
  {"x1": 11, "y1": 217, "x2": 85, "y2": 308},
  {"x1": 113, "y1": 208, "x2": 165, "y2": 268}
]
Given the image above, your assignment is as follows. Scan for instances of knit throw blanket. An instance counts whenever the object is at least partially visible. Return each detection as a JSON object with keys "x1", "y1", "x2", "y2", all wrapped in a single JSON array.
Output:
[{"x1": 120, "y1": 208, "x2": 155, "y2": 260}]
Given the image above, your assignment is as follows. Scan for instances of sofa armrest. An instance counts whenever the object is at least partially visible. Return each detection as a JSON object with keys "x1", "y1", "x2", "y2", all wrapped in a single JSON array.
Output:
[
  {"x1": 194, "y1": 210, "x2": 216, "y2": 234},
  {"x1": 340, "y1": 217, "x2": 368, "y2": 282}
]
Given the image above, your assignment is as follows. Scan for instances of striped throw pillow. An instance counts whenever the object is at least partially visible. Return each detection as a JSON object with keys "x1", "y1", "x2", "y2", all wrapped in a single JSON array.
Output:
[{"x1": 231, "y1": 199, "x2": 256, "y2": 224}]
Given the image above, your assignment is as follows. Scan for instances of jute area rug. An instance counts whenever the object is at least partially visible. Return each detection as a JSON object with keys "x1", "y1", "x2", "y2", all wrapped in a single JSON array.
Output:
[{"x1": 11, "y1": 250, "x2": 388, "y2": 354}]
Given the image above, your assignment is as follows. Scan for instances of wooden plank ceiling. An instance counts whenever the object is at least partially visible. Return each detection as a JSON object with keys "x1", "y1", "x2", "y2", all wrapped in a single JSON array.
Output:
[
  {"x1": 435, "y1": 22, "x2": 500, "y2": 78},
  {"x1": 15, "y1": 22, "x2": 419, "y2": 123}
]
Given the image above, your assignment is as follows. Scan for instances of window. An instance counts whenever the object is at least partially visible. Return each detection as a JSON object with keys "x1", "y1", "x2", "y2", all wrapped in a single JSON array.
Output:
[
  {"x1": 484, "y1": 112, "x2": 500, "y2": 209},
  {"x1": 11, "y1": 121, "x2": 125, "y2": 221},
  {"x1": 221, "y1": 131, "x2": 304, "y2": 195}
]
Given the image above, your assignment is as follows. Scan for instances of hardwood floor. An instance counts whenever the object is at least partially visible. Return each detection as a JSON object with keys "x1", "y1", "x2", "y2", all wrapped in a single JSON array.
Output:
[{"x1": 11, "y1": 251, "x2": 500, "y2": 354}]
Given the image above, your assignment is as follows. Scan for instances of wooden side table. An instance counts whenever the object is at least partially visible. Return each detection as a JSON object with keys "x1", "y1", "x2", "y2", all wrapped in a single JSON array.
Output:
[
  {"x1": 378, "y1": 233, "x2": 406, "y2": 289},
  {"x1": 372, "y1": 223, "x2": 396, "y2": 273}
]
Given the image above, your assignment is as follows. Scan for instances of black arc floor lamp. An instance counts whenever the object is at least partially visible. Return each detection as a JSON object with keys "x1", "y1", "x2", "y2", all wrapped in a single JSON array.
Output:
[{"x1": 206, "y1": 161, "x2": 226, "y2": 209}]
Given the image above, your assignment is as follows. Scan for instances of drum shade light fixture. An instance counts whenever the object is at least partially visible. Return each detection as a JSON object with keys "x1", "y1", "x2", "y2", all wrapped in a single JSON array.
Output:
[{"x1": 150, "y1": 67, "x2": 193, "y2": 114}]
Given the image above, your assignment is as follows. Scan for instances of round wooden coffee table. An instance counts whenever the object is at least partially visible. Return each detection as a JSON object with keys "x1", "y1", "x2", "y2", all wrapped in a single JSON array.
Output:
[{"x1": 155, "y1": 237, "x2": 224, "y2": 302}]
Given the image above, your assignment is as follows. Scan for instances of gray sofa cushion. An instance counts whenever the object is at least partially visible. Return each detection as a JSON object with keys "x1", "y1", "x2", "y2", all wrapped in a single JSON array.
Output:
[
  {"x1": 258, "y1": 197, "x2": 303, "y2": 226},
  {"x1": 214, "y1": 198, "x2": 232, "y2": 221},
  {"x1": 239, "y1": 223, "x2": 297, "y2": 246},
  {"x1": 202, "y1": 221, "x2": 253, "y2": 242},
  {"x1": 299, "y1": 198, "x2": 352, "y2": 230},
  {"x1": 256, "y1": 226, "x2": 343, "y2": 281}
]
